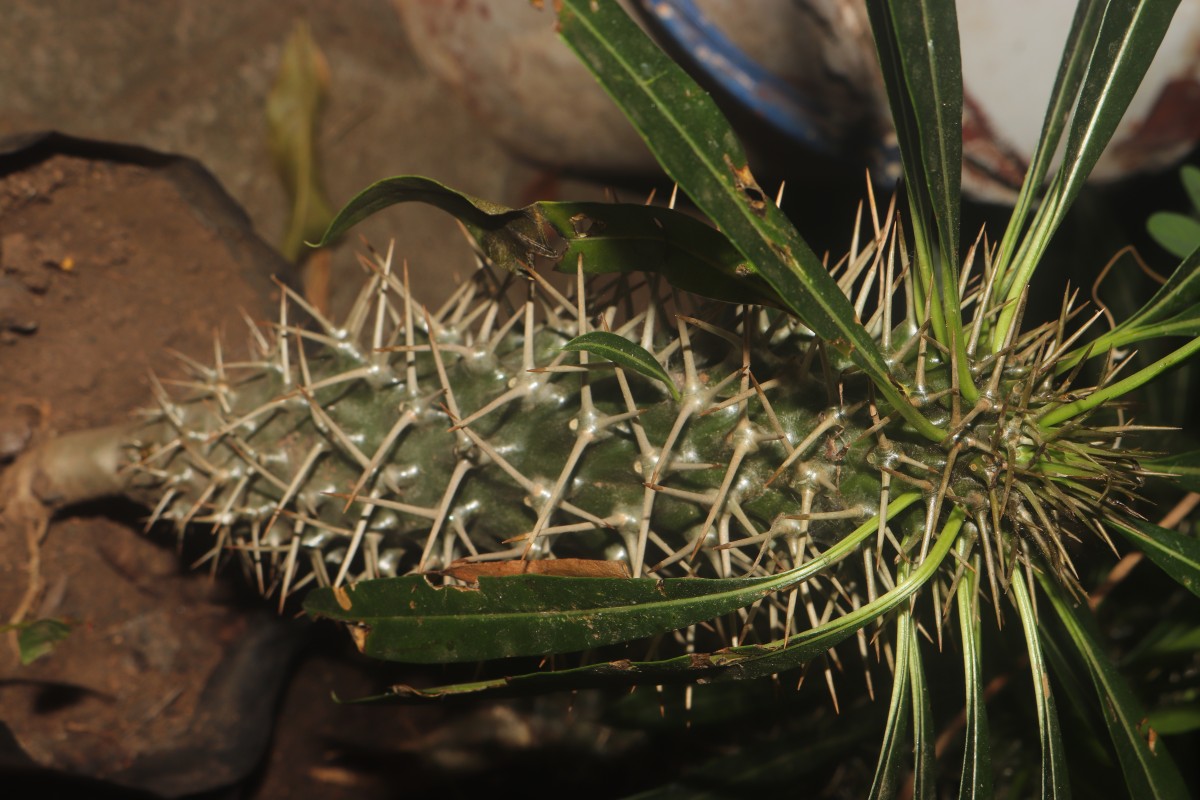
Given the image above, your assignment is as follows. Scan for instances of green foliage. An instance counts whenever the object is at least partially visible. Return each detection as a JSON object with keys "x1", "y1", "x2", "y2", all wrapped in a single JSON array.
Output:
[
  {"x1": 298, "y1": 1, "x2": 1200, "y2": 795},
  {"x1": 319, "y1": 176, "x2": 779, "y2": 305},
  {"x1": 1060, "y1": 245, "x2": 1200, "y2": 365},
  {"x1": 1108, "y1": 517, "x2": 1200, "y2": 599},
  {"x1": 1148, "y1": 165, "x2": 1200, "y2": 258},
  {"x1": 1041, "y1": 574, "x2": 1190, "y2": 799},
  {"x1": 42, "y1": 0, "x2": 1196, "y2": 796},
  {"x1": 306, "y1": 569, "x2": 808, "y2": 663},
  {"x1": 556, "y1": 0, "x2": 943, "y2": 441},
  {"x1": 991, "y1": 0, "x2": 1182, "y2": 349},
  {"x1": 1144, "y1": 449, "x2": 1200, "y2": 492},
  {"x1": 864, "y1": 0, "x2": 971, "y2": 398},
  {"x1": 561, "y1": 331, "x2": 681, "y2": 401},
  {"x1": 1, "y1": 618, "x2": 73, "y2": 665}
]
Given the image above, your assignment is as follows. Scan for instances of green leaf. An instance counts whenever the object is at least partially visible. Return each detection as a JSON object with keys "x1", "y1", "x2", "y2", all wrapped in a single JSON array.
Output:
[
  {"x1": 995, "y1": 0, "x2": 1182, "y2": 349},
  {"x1": 307, "y1": 572, "x2": 790, "y2": 663},
  {"x1": 955, "y1": 545, "x2": 992, "y2": 799},
  {"x1": 993, "y1": 0, "x2": 1104, "y2": 292},
  {"x1": 864, "y1": 0, "x2": 972, "y2": 400},
  {"x1": 887, "y1": 0, "x2": 963, "y2": 272},
  {"x1": 1147, "y1": 703, "x2": 1200, "y2": 736},
  {"x1": 318, "y1": 177, "x2": 781, "y2": 308},
  {"x1": 307, "y1": 493, "x2": 922, "y2": 664},
  {"x1": 1142, "y1": 449, "x2": 1200, "y2": 492},
  {"x1": 1040, "y1": 574, "x2": 1191, "y2": 799},
  {"x1": 1182, "y1": 164, "x2": 1200, "y2": 213},
  {"x1": 1124, "y1": 245, "x2": 1200, "y2": 331},
  {"x1": 555, "y1": 0, "x2": 945, "y2": 443},
  {"x1": 1037, "y1": 618, "x2": 1113, "y2": 754},
  {"x1": 316, "y1": 175, "x2": 555, "y2": 273},
  {"x1": 539, "y1": 201, "x2": 781, "y2": 307},
  {"x1": 562, "y1": 330, "x2": 680, "y2": 401},
  {"x1": 1012, "y1": 570, "x2": 1070, "y2": 799},
  {"x1": 1037, "y1": 0, "x2": 1180, "y2": 236},
  {"x1": 909, "y1": 616, "x2": 936, "y2": 800},
  {"x1": 869, "y1": 611, "x2": 914, "y2": 800},
  {"x1": 1147, "y1": 212, "x2": 1200, "y2": 259},
  {"x1": 1125, "y1": 621, "x2": 1200, "y2": 661},
  {"x1": 1107, "y1": 516, "x2": 1200, "y2": 598},
  {"x1": 330, "y1": 501, "x2": 963, "y2": 702},
  {"x1": 1059, "y1": 246, "x2": 1200, "y2": 368},
  {"x1": 13, "y1": 618, "x2": 72, "y2": 665}
]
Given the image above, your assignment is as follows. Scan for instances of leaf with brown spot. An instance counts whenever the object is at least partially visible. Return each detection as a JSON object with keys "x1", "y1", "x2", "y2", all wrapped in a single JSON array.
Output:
[
  {"x1": 440, "y1": 558, "x2": 631, "y2": 583},
  {"x1": 304, "y1": 495, "x2": 926, "y2": 664},
  {"x1": 306, "y1": 569, "x2": 806, "y2": 663}
]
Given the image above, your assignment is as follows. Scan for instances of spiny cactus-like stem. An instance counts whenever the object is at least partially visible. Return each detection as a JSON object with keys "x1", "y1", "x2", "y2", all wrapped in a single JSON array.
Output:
[{"x1": 0, "y1": 199, "x2": 1154, "y2": 659}]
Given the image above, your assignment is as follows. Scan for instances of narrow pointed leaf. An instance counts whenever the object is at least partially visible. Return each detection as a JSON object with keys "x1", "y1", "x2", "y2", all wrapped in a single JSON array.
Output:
[
  {"x1": 1040, "y1": 335, "x2": 1200, "y2": 428},
  {"x1": 1121, "y1": 316, "x2": 1200, "y2": 342},
  {"x1": 319, "y1": 177, "x2": 786, "y2": 306},
  {"x1": 562, "y1": 330, "x2": 680, "y2": 400},
  {"x1": 886, "y1": 0, "x2": 963, "y2": 272},
  {"x1": 1053, "y1": 0, "x2": 1178, "y2": 201},
  {"x1": 316, "y1": 175, "x2": 555, "y2": 272},
  {"x1": 908, "y1": 618, "x2": 936, "y2": 800},
  {"x1": 539, "y1": 201, "x2": 781, "y2": 306},
  {"x1": 864, "y1": 0, "x2": 936, "y2": 325},
  {"x1": 307, "y1": 494, "x2": 921, "y2": 664},
  {"x1": 1147, "y1": 703, "x2": 1200, "y2": 736},
  {"x1": 707, "y1": 507, "x2": 962, "y2": 682},
  {"x1": 1107, "y1": 516, "x2": 1200, "y2": 598},
  {"x1": 1123, "y1": 620, "x2": 1200, "y2": 661},
  {"x1": 1012, "y1": 570, "x2": 1070, "y2": 798},
  {"x1": 997, "y1": 0, "x2": 1182, "y2": 343},
  {"x1": 1142, "y1": 449, "x2": 1200, "y2": 493},
  {"x1": 1123, "y1": 245, "x2": 1200, "y2": 330},
  {"x1": 1046, "y1": 0, "x2": 1179, "y2": 217},
  {"x1": 306, "y1": 571, "x2": 793, "y2": 663},
  {"x1": 266, "y1": 21, "x2": 335, "y2": 262},
  {"x1": 994, "y1": 0, "x2": 1104, "y2": 288},
  {"x1": 869, "y1": 611, "x2": 914, "y2": 800},
  {"x1": 334, "y1": 502, "x2": 961, "y2": 702},
  {"x1": 555, "y1": 0, "x2": 944, "y2": 442},
  {"x1": 956, "y1": 548, "x2": 992, "y2": 799},
  {"x1": 1038, "y1": 615, "x2": 1109, "y2": 735},
  {"x1": 864, "y1": 0, "x2": 973, "y2": 399},
  {"x1": 863, "y1": 0, "x2": 963, "y2": 286},
  {"x1": 1059, "y1": 243, "x2": 1200, "y2": 369},
  {"x1": 1040, "y1": 574, "x2": 1191, "y2": 799}
]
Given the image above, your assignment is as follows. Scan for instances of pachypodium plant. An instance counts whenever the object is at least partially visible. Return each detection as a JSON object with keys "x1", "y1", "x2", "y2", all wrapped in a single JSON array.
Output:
[{"x1": 4, "y1": 0, "x2": 1200, "y2": 796}]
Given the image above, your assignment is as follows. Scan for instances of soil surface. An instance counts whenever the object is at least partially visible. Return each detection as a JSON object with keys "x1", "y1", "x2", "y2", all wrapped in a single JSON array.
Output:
[{"x1": 0, "y1": 151, "x2": 289, "y2": 794}]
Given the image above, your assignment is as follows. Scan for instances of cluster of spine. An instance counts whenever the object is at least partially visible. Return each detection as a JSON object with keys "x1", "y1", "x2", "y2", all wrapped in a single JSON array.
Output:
[
  {"x1": 120, "y1": 208, "x2": 1143, "y2": 653},
  {"x1": 126, "y1": 243, "x2": 887, "y2": 615}
]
